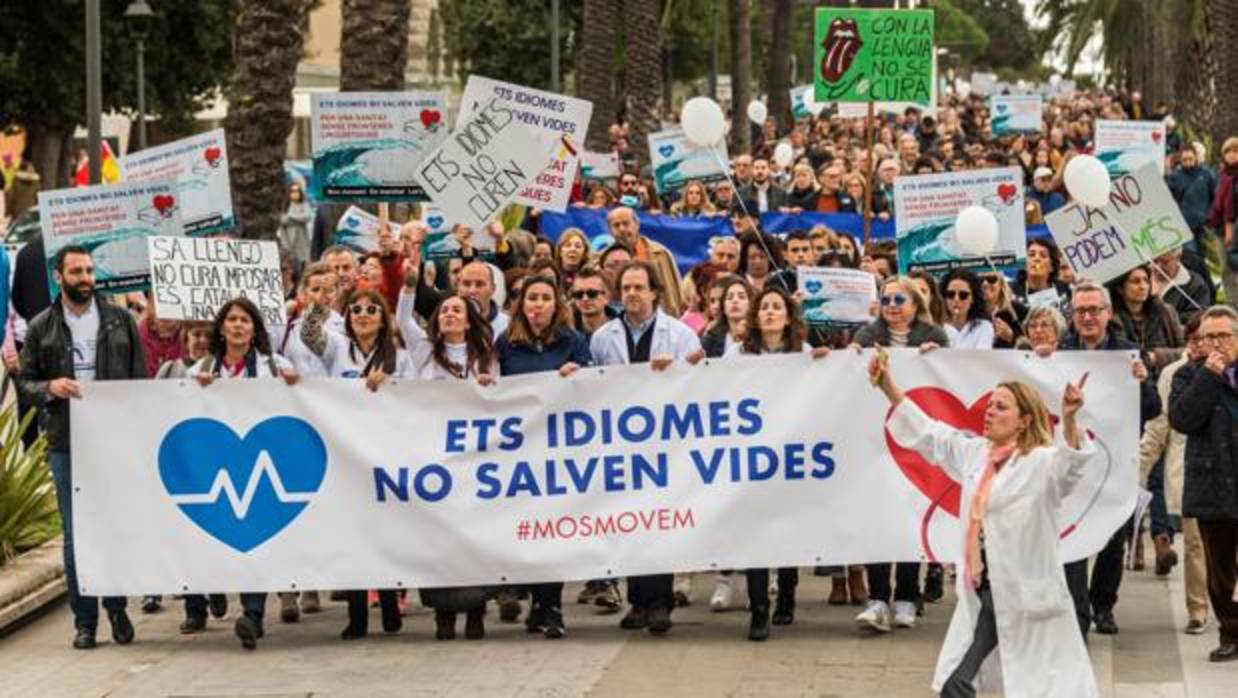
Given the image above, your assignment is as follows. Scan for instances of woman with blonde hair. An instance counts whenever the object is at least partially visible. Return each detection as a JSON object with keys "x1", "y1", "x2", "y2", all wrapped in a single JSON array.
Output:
[{"x1": 669, "y1": 180, "x2": 716, "y2": 216}]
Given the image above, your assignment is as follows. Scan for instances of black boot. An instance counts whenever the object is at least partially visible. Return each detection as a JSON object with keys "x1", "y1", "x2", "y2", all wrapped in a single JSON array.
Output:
[
  {"x1": 340, "y1": 590, "x2": 368, "y2": 640},
  {"x1": 924, "y1": 564, "x2": 944, "y2": 604},
  {"x1": 380, "y1": 590, "x2": 402, "y2": 634},
  {"x1": 542, "y1": 606, "x2": 565, "y2": 639},
  {"x1": 435, "y1": 610, "x2": 457, "y2": 640},
  {"x1": 772, "y1": 589, "x2": 795, "y2": 626},
  {"x1": 748, "y1": 603, "x2": 770, "y2": 641},
  {"x1": 465, "y1": 607, "x2": 485, "y2": 640}
]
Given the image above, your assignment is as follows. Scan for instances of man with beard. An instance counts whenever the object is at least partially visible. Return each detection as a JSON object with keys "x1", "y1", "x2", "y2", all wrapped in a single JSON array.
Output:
[
  {"x1": 738, "y1": 158, "x2": 787, "y2": 214},
  {"x1": 16, "y1": 245, "x2": 146, "y2": 650}
]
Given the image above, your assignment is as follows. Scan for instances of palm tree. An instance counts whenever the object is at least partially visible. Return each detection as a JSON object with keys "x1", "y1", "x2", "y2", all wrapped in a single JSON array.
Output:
[
  {"x1": 729, "y1": 0, "x2": 752, "y2": 154},
  {"x1": 1212, "y1": 0, "x2": 1238, "y2": 146},
  {"x1": 225, "y1": 0, "x2": 312, "y2": 241},
  {"x1": 581, "y1": 0, "x2": 618, "y2": 151},
  {"x1": 765, "y1": 0, "x2": 793, "y2": 132},
  {"x1": 625, "y1": 0, "x2": 664, "y2": 168},
  {"x1": 340, "y1": 0, "x2": 412, "y2": 91}
]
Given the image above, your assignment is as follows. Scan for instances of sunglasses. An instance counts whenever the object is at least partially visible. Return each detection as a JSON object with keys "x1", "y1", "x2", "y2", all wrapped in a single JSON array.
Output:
[
  {"x1": 980, "y1": 275, "x2": 1002, "y2": 285},
  {"x1": 880, "y1": 294, "x2": 908, "y2": 307},
  {"x1": 571, "y1": 289, "x2": 605, "y2": 300},
  {"x1": 945, "y1": 290, "x2": 971, "y2": 300},
  {"x1": 350, "y1": 304, "x2": 382, "y2": 316}
]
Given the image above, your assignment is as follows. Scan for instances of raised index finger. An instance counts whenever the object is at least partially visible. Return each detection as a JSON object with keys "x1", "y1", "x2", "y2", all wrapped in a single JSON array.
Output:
[{"x1": 1077, "y1": 371, "x2": 1089, "y2": 390}]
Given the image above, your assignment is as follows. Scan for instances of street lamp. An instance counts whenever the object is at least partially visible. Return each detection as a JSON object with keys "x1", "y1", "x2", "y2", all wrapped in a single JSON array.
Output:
[{"x1": 125, "y1": 0, "x2": 154, "y2": 151}]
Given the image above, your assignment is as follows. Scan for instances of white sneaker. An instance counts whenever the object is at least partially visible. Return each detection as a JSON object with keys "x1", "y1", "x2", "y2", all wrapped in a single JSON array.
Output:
[
  {"x1": 893, "y1": 600, "x2": 918, "y2": 628},
  {"x1": 856, "y1": 600, "x2": 892, "y2": 632},
  {"x1": 673, "y1": 573, "x2": 693, "y2": 607},
  {"x1": 710, "y1": 575, "x2": 735, "y2": 612},
  {"x1": 769, "y1": 575, "x2": 778, "y2": 596}
]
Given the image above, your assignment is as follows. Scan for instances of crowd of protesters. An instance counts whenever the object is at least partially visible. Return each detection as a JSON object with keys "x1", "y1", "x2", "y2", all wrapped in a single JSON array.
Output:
[{"x1": 0, "y1": 83, "x2": 1236, "y2": 676}]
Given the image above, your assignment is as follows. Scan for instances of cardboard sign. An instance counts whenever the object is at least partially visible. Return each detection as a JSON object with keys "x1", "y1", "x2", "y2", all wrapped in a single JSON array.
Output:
[
  {"x1": 580, "y1": 151, "x2": 621, "y2": 180},
  {"x1": 118, "y1": 129, "x2": 234, "y2": 236},
  {"x1": 458, "y1": 77, "x2": 593, "y2": 213},
  {"x1": 814, "y1": 8, "x2": 935, "y2": 106},
  {"x1": 990, "y1": 95, "x2": 1042, "y2": 135},
  {"x1": 970, "y1": 72, "x2": 997, "y2": 96},
  {"x1": 411, "y1": 96, "x2": 547, "y2": 231},
  {"x1": 148, "y1": 236, "x2": 285, "y2": 328},
  {"x1": 311, "y1": 91, "x2": 449, "y2": 202},
  {"x1": 649, "y1": 127, "x2": 730, "y2": 193},
  {"x1": 1094, "y1": 119, "x2": 1167, "y2": 176},
  {"x1": 799, "y1": 266, "x2": 877, "y2": 326},
  {"x1": 1045, "y1": 162, "x2": 1190, "y2": 284},
  {"x1": 38, "y1": 180, "x2": 184, "y2": 293},
  {"x1": 893, "y1": 166, "x2": 1026, "y2": 275}
]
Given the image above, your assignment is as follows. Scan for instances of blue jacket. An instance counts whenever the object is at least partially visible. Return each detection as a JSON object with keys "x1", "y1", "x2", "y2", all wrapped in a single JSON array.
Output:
[
  {"x1": 0, "y1": 246, "x2": 9, "y2": 346},
  {"x1": 1166, "y1": 165, "x2": 1217, "y2": 232},
  {"x1": 1026, "y1": 187, "x2": 1066, "y2": 216},
  {"x1": 497, "y1": 327, "x2": 592, "y2": 376}
]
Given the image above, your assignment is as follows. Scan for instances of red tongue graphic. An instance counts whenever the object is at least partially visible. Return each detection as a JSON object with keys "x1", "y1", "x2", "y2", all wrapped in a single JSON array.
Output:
[
  {"x1": 821, "y1": 18, "x2": 862, "y2": 83},
  {"x1": 997, "y1": 183, "x2": 1017, "y2": 203}
]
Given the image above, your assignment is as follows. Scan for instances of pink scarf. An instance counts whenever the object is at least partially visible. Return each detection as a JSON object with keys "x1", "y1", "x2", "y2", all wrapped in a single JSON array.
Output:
[{"x1": 964, "y1": 444, "x2": 1016, "y2": 591}]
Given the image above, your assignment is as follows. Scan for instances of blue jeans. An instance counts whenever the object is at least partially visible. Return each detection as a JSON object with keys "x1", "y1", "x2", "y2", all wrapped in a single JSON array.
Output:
[
  {"x1": 48, "y1": 451, "x2": 126, "y2": 631},
  {"x1": 1147, "y1": 459, "x2": 1174, "y2": 539}
]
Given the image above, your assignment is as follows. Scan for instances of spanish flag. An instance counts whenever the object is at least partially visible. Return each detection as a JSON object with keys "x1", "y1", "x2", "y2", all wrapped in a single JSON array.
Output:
[{"x1": 73, "y1": 140, "x2": 121, "y2": 186}]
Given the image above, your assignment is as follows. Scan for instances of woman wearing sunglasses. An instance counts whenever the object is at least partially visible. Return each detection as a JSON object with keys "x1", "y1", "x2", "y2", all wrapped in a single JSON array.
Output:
[
  {"x1": 942, "y1": 270, "x2": 995, "y2": 349},
  {"x1": 851, "y1": 277, "x2": 949, "y2": 633},
  {"x1": 496, "y1": 275, "x2": 592, "y2": 639},
  {"x1": 299, "y1": 288, "x2": 412, "y2": 640}
]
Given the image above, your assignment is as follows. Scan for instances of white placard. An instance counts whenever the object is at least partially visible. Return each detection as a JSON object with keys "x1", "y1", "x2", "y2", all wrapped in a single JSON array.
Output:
[
  {"x1": 648, "y1": 127, "x2": 730, "y2": 193},
  {"x1": 798, "y1": 266, "x2": 877, "y2": 326},
  {"x1": 990, "y1": 95, "x2": 1042, "y2": 135},
  {"x1": 118, "y1": 129, "x2": 235, "y2": 236},
  {"x1": 1094, "y1": 119, "x2": 1167, "y2": 176},
  {"x1": 148, "y1": 236, "x2": 285, "y2": 328},
  {"x1": 580, "y1": 151, "x2": 621, "y2": 180}
]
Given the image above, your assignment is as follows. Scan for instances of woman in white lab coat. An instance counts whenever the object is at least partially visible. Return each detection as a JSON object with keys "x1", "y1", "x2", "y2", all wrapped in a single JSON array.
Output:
[{"x1": 868, "y1": 350, "x2": 1099, "y2": 698}]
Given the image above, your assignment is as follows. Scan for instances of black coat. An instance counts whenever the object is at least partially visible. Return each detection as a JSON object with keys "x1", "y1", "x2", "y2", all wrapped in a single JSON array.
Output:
[
  {"x1": 1169, "y1": 361, "x2": 1238, "y2": 519},
  {"x1": 1059, "y1": 331, "x2": 1161, "y2": 426},
  {"x1": 854, "y1": 318, "x2": 949, "y2": 348},
  {"x1": 10, "y1": 235, "x2": 50, "y2": 323}
]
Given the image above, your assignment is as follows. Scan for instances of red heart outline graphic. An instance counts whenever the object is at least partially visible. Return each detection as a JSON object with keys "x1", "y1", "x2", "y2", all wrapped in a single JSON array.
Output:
[
  {"x1": 1151, "y1": 131, "x2": 1162, "y2": 143},
  {"x1": 884, "y1": 387, "x2": 988, "y2": 520},
  {"x1": 203, "y1": 146, "x2": 222, "y2": 166},
  {"x1": 153, "y1": 194, "x2": 176, "y2": 215},
  {"x1": 419, "y1": 109, "x2": 442, "y2": 129},
  {"x1": 997, "y1": 183, "x2": 1017, "y2": 204}
]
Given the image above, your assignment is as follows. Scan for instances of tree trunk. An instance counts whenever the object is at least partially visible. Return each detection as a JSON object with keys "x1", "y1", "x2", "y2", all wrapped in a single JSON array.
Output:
[
  {"x1": 1212, "y1": 0, "x2": 1238, "y2": 149},
  {"x1": 1145, "y1": 1, "x2": 1174, "y2": 109},
  {"x1": 581, "y1": 0, "x2": 618, "y2": 151},
  {"x1": 225, "y1": 0, "x2": 312, "y2": 241},
  {"x1": 625, "y1": 0, "x2": 664, "y2": 169},
  {"x1": 1177, "y1": 4, "x2": 1216, "y2": 141},
  {"x1": 729, "y1": 0, "x2": 752, "y2": 154},
  {"x1": 340, "y1": 0, "x2": 411, "y2": 91},
  {"x1": 27, "y1": 126, "x2": 68, "y2": 191},
  {"x1": 765, "y1": 0, "x2": 793, "y2": 133}
]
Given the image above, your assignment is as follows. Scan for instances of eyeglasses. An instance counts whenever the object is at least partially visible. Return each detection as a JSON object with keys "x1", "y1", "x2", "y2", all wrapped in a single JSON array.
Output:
[
  {"x1": 980, "y1": 275, "x2": 1002, "y2": 285},
  {"x1": 1072, "y1": 305, "x2": 1108, "y2": 318},
  {"x1": 880, "y1": 294, "x2": 908, "y2": 307},
  {"x1": 571, "y1": 289, "x2": 605, "y2": 300},
  {"x1": 350, "y1": 304, "x2": 382, "y2": 316},
  {"x1": 945, "y1": 290, "x2": 972, "y2": 301},
  {"x1": 1199, "y1": 332, "x2": 1235, "y2": 344}
]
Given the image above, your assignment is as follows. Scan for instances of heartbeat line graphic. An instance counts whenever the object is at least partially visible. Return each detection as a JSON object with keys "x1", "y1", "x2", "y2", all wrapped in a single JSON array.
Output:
[{"x1": 169, "y1": 451, "x2": 314, "y2": 519}]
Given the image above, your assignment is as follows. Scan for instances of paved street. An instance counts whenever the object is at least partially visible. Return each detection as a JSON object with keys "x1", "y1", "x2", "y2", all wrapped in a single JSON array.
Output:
[{"x1": 0, "y1": 549, "x2": 1232, "y2": 697}]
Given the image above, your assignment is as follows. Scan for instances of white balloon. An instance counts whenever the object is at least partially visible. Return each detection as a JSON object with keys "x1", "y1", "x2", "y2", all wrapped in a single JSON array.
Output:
[
  {"x1": 746, "y1": 100, "x2": 768, "y2": 125},
  {"x1": 681, "y1": 97, "x2": 726, "y2": 147},
  {"x1": 773, "y1": 142, "x2": 794, "y2": 168},
  {"x1": 1063, "y1": 155, "x2": 1111, "y2": 208},
  {"x1": 954, "y1": 206, "x2": 1000, "y2": 256}
]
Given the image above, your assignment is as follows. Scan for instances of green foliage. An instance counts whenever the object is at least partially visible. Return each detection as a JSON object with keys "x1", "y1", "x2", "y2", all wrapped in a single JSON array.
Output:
[
  {"x1": 665, "y1": 0, "x2": 716, "y2": 83},
  {"x1": 929, "y1": 0, "x2": 990, "y2": 64},
  {"x1": 0, "y1": 0, "x2": 235, "y2": 137},
  {"x1": 0, "y1": 405, "x2": 57, "y2": 565},
  {"x1": 440, "y1": 0, "x2": 582, "y2": 90},
  {"x1": 952, "y1": 0, "x2": 1037, "y2": 72}
]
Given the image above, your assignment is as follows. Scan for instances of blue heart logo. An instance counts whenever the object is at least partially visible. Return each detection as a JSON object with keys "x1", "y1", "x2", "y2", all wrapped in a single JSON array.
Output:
[
  {"x1": 158, "y1": 417, "x2": 327, "y2": 553},
  {"x1": 658, "y1": 144, "x2": 675, "y2": 158},
  {"x1": 427, "y1": 214, "x2": 444, "y2": 228},
  {"x1": 995, "y1": 103, "x2": 1008, "y2": 114},
  {"x1": 805, "y1": 280, "x2": 823, "y2": 295},
  {"x1": 345, "y1": 216, "x2": 359, "y2": 228}
]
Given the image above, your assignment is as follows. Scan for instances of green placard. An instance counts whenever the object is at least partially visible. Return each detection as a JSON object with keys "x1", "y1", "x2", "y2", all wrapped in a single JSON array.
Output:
[{"x1": 814, "y1": 8, "x2": 934, "y2": 106}]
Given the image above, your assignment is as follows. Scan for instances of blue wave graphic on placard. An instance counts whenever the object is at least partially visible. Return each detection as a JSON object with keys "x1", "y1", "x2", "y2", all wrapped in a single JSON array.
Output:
[
  {"x1": 313, "y1": 138, "x2": 425, "y2": 188},
  {"x1": 898, "y1": 221, "x2": 955, "y2": 264}
]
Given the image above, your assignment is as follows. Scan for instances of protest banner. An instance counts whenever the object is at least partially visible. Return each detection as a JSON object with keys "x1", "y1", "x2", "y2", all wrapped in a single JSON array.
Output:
[
  {"x1": 421, "y1": 205, "x2": 468, "y2": 259},
  {"x1": 893, "y1": 166, "x2": 1027, "y2": 275},
  {"x1": 814, "y1": 8, "x2": 935, "y2": 106},
  {"x1": 148, "y1": 236, "x2": 285, "y2": 328},
  {"x1": 790, "y1": 84, "x2": 826, "y2": 119},
  {"x1": 333, "y1": 205, "x2": 382, "y2": 253},
  {"x1": 1094, "y1": 119, "x2": 1167, "y2": 176},
  {"x1": 117, "y1": 129, "x2": 235, "y2": 236},
  {"x1": 970, "y1": 72, "x2": 997, "y2": 96},
  {"x1": 72, "y1": 349, "x2": 1137, "y2": 595},
  {"x1": 310, "y1": 91, "x2": 449, "y2": 202},
  {"x1": 990, "y1": 95, "x2": 1042, "y2": 135},
  {"x1": 580, "y1": 151, "x2": 620, "y2": 180},
  {"x1": 649, "y1": 127, "x2": 730, "y2": 193},
  {"x1": 1045, "y1": 162, "x2": 1191, "y2": 283},
  {"x1": 411, "y1": 96, "x2": 548, "y2": 232},
  {"x1": 798, "y1": 266, "x2": 877, "y2": 326},
  {"x1": 458, "y1": 76, "x2": 593, "y2": 213},
  {"x1": 38, "y1": 180, "x2": 183, "y2": 293}
]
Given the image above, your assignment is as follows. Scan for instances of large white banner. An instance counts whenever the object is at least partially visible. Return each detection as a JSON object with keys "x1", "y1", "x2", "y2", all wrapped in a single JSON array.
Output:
[{"x1": 72, "y1": 350, "x2": 1139, "y2": 596}]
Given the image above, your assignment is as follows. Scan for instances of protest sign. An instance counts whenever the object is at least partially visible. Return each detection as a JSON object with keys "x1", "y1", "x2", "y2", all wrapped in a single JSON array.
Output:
[
  {"x1": 118, "y1": 129, "x2": 235, "y2": 236},
  {"x1": 970, "y1": 72, "x2": 997, "y2": 96},
  {"x1": 1045, "y1": 162, "x2": 1190, "y2": 283},
  {"x1": 798, "y1": 266, "x2": 877, "y2": 326},
  {"x1": 311, "y1": 91, "x2": 449, "y2": 202},
  {"x1": 421, "y1": 205, "x2": 467, "y2": 259},
  {"x1": 1095, "y1": 119, "x2": 1167, "y2": 176},
  {"x1": 893, "y1": 166, "x2": 1026, "y2": 275},
  {"x1": 458, "y1": 76, "x2": 593, "y2": 213},
  {"x1": 333, "y1": 205, "x2": 382, "y2": 253},
  {"x1": 989, "y1": 95, "x2": 1042, "y2": 135},
  {"x1": 649, "y1": 127, "x2": 730, "y2": 193},
  {"x1": 580, "y1": 151, "x2": 620, "y2": 180},
  {"x1": 72, "y1": 350, "x2": 1137, "y2": 594},
  {"x1": 814, "y1": 8, "x2": 934, "y2": 106},
  {"x1": 790, "y1": 84, "x2": 827, "y2": 119},
  {"x1": 148, "y1": 236, "x2": 285, "y2": 328},
  {"x1": 411, "y1": 96, "x2": 548, "y2": 232},
  {"x1": 38, "y1": 180, "x2": 183, "y2": 293}
]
